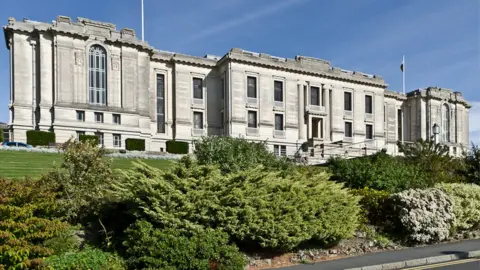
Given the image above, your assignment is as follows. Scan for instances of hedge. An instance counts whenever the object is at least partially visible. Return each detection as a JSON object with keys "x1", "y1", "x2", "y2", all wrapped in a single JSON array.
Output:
[
  {"x1": 26, "y1": 130, "x2": 56, "y2": 146},
  {"x1": 125, "y1": 139, "x2": 145, "y2": 151},
  {"x1": 0, "y1": 130, "x2": 4, "y2": 142},
  {"x1": 79, "y1": 135, "x2": 99, "y2": 145},
  {"x1": 166, "y1": 140, "x2": 189, "y2": 154}
]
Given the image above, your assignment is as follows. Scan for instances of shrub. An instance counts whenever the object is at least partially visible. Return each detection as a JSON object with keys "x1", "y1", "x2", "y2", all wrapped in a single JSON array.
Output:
[
  {"x1": 193, "y1": 136, "x2": 292, "y2": 174},
  {"x1": 40, "y1": 140, "x2": 114, "y2": 222},
  {"x1": 110, "y1": 157, "x2": 360, "y2": 251},
  {"x1": 26, "y1": 130, "x2": 56, "y2": 146},
  {"x1": 436, "y1": 183, "x2": 480, "y2": 231},
  {"x1": 125, "y1": 138, "x2": 145, "y2": 151},
  {"x1": 123, "y1": 221, "x2": 245, "y2": 270},
  {"x1": 351, "y1": 188, "x2": 390, "y2": 226},
  {"x1": 44, "y1": 247, "x2": 126, "y2": 270},
  {"x1": 389, "y1": 188, "x2": 455, "y2": 244},
  {"x1": 79, "y1": 134, "x2": 99, "y2": 145},
  {"x1": 0, "y1": 130, "x2": 4, "y2": 143},
  {"x1": 166, "y1": 140, "x2": 189, "y2": 154},
  {"x1": 328, "y1": 152, "x2": 429, "y2": 193},
  {"x1": 462, "y1": 144, "x2": 480, "y2": 185}
]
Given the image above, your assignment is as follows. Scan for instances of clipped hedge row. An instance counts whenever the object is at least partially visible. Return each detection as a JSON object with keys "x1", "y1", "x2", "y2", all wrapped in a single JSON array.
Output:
[
  {"x1": 79, "y1": 135, "x2": 99, "y2": 145},
  {"x1": 126, "y1": 138, "x2": 145, "y2": 151},
  {"x1": 166, "y1": 140, "x2": 189, "y2": 154},
  {"x1": 26, "y1": 130, "x2": 56, "y2": 146}
]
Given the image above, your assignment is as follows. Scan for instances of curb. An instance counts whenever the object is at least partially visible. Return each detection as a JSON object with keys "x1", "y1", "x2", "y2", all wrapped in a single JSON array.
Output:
[{"x1": 345, "y1": 250, "x2": 480, "y2": 270}]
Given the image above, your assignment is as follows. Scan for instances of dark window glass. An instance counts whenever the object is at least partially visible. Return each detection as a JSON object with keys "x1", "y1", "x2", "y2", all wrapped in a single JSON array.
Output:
[
  {"x1": 311, "y1": 86, "x2": 320, "y2": 106},
  {"x1": 193, "y1": 78, "x2": 203, "y2": 99},
  {"x1": 113, "y1": 114, "x2": 121, "y2": 125},
  {"x1": 345, "y1": 122, "x2": 352, "y2": 137},
  {"x1": 247, "y1": 76, "x2": 257, "y2": 98},
  {"x1": 275, "y1": 114, "x2": 284, "y2": 131},
  {"x1": 157, "y1": 74, "x2": 166, "y2": 133},
  {"x1": 344, "y1": 92, "x2": 352, "y2": 111},
  {"x1": 274, "y1": 81, "x2": 283, "y2": 102},
  {"x1": 221, "y1": 78, "x2": 225, "y2": 99},
  {"x1": 248, "y1": 111, "x2": 257, "y2": 128},
  {"x1": 366, "y1": 124, "x2": 373, "y2": 139},
  {"x1": 88, "y1": 45, "x2": 107, "y2": 105},
  {"x1": 398, "y1": 109, "x2": 403, "y2": 141},
  {"x1": 365, "y1": 95, "x2": 373, "y2": 114}
]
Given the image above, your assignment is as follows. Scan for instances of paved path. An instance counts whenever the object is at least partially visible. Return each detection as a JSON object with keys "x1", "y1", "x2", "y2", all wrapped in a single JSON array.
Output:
[
  {"x1": 276, "y1": 239, "x2": 480, "y2": 270},
  {"x1": 403, "y1": 258, "x2": 480, "y2": 269}
]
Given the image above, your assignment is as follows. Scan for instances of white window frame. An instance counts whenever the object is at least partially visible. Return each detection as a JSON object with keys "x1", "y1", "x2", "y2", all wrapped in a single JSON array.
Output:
[
  {"x1": 88, "y1": 45, "x2": 107, "y2": 106},
  {"x1": 192, "y1": 77, "x2": 204, "y2": 100},
  {"x1": 95, "y1": 132, "x2": 104, "y2": 146},
  {"x1": 344, "y1": 90, "x2": 353, "y2": 112},
  {"x1": 365, "y1": 94, "x2": 373, "y2": 114},
  {"x1": 76, "y1": 110, "x2": 85, "y2": 122},
  {"x1": 245, "y1": 73, "x2": 259, "y2": 101},
  {"x1": 310, "y1": 85, "x2": 321, "y2": 106},
  {"x1": 94, "y1": 112, "x2": 104, "y2": 123},
  {"x1": 274, "y1": 113, "x2": 285, "y2": 131},
  {"x1": 156, "y1": 71, "x2": 167, "y2": 134},
  {"x1": 344, "y1": 121, "x2": 353, "y2": 138},
  {"x1": 274, "y1": 80, "x2": 284, "y2": 103},
  {"x1": 193, "y1": 111, "x2": 204, "y2": 130},
  {"x1": 113, "y1": 114, "x2": 121, "y2": 125},
  {"x1": 366, "y1": 124, "x2": 373, "y2": 140},
  {"x1": 247, "y1": 110, "x2": 258, "y2": 128},
  {"x1": 113, "y1": 134, "x2": 122, "y2": 147}
]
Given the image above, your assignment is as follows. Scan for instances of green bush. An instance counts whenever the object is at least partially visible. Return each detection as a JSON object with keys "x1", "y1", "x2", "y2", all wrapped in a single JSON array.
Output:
[
  {"x1": 26, "y1": 130, "x2": 56, "y2": 146},
  {"x1": 328, "y1": 152, "x2": 429, "y2": 193},
  {"x1": 44, "y1": 247, "x2": 126, "y2": 270},
  {"x1": 193, "y1": 136, "x2": 292, "y2": 174},
  {"x1": 351, "y1": 188, "x2": 390, "y2": 226},
  {"x1": 166, "y1": 140, "x2": 189, "y2": 154},
  {"x1": 123, "y1": 221, "x2": 245, "y2": 270},
  {"x1": 0, "y1": 130, "x2": 4, "y2": 143},
  {"x1": 389, "y1": 188, "x2": 455, "y2": 244},
  {"x1": 436, "y1": 183, "x2": 480, "y2": 231},
  {"x1": 125, "y1": 138, "x2": 145, "y2": 151},
  {"x1": 79, "y1": 134, "x2": 99, "y2": 145},
  {"x1": 110, "y1": 157, "x2": 361, "y2": 251}
]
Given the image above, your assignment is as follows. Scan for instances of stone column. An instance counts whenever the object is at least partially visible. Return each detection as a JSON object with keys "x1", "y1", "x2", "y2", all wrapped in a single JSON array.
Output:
[
  {"x1": 298, "y1": 82, "x2": 305, "y2": 140},
  {"x1": 324, "y1": 84, "x2": 330, "y2": 141}
]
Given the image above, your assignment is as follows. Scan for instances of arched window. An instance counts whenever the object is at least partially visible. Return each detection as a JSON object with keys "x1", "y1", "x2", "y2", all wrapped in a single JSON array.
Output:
[
  {"x1": 442, "y1": 104, "x2": 450, "y2": 142},
  {"x1": 89, "y1": 45, "x2": 107, "y2": 105}
]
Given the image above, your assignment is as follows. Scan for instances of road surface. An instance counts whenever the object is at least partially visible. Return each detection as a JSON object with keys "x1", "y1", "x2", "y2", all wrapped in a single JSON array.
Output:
[{"x1": 403, "y1": 258, "x2": 480, "y2": 269}]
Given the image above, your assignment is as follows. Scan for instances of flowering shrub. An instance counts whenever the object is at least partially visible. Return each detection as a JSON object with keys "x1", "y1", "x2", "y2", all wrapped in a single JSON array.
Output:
[
  {"x1": 436, "y1": 183, "x2": 480, "y2": 231},
  {"x1": 389, "y1": 188, "x2": 455, "y2": 244}
]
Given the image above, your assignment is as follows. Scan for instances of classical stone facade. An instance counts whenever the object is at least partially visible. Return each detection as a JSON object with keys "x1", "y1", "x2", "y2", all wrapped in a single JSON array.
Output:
[{"x1": 3, "y1": 16, "x2": 470, "y2": 161}]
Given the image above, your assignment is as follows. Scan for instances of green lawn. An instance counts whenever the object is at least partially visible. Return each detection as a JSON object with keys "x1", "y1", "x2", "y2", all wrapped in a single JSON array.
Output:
[{"x1": 0, "y1": 150, "x2": 173, "y2": 179}]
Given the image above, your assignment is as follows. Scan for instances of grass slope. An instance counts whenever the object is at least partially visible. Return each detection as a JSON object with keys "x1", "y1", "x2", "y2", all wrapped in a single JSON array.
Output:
[{"x1": 0, "y1": 150, "x2": 172, "y2": 179}]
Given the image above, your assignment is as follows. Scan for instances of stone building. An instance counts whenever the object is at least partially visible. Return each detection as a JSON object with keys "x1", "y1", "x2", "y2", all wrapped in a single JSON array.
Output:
[{"x1": 2, "y1": 16, "x2": 470, "y2": 162}]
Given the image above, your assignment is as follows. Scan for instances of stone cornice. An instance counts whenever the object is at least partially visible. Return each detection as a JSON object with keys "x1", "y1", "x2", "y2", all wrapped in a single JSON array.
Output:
[{"x1": 384, "y1": 90, "x2": 407, "y2": 101}]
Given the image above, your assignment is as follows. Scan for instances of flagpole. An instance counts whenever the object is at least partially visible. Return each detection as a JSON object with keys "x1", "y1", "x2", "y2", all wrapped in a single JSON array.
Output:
[
  {"x1": 402, "y1": 55, "x2": 405, "y2": 95},
  {"x1": 141, "y1": 0, "x2": 144, "y2": 41}
]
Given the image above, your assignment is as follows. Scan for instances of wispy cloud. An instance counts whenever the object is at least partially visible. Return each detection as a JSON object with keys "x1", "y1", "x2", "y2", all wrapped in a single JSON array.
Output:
[{"x1": 181, "y1": 0, "x2": 308, "y2": 44}]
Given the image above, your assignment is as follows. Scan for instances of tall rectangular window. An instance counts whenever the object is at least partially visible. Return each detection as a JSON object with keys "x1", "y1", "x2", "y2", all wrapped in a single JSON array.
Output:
[
  {"x1": 113, "y1": 134, "x2": 121, "y2": 147},
  {"x1": 95, "y1": 132, "x2": 104, "y2": 146},
  {"x1": 94, "y1": 112, "x2": 104, "y2": 123},
  {"x1": 193, "y1": 78, "x2": 203, "y2": 99},
  {"x1": 344, "y1": 92, "x2": 352, "y2": 111},
  {"x1": 310, "y1": 86, "x2": 320, "y2": 106},
  {"x1": 157, "y1": 74, "x2": 166, "y2": 133},
  {"x1": 221, "y1": 78, "x2": 225, "y2": 100},
  {"x1": 366, "y1": 124, "x2": 373, "y2": 139},
  {"x1": 76, "y1": 111, "x2": 85, "y2": 122},
  {"x1": 274, "y1": 81, "x2": 283, "y2": 102},
  {"x1": 248, "y1": 111, "x2": 257, "y2": 128},
  {"x1": 275, "y1": 114, "x2": 284, "y2": 131},
  {"x1": 345, "y1": 122, "x2": 353, "y2": 137},
  {"x1": 365, "y1": 95, "x2": 373, "y2": 114},
  {"x1": 398, "y1": 109, "x2": 403, "y2": 141},
  {"x1": 194, "y1": 112, "x2": 203, "y2": 129},
  {"x1": 247, "y1": 76, "x2": 257, "y2": 98},
  {"x1": 113, "y1": 114, "x2": 121, "y2": 125}
]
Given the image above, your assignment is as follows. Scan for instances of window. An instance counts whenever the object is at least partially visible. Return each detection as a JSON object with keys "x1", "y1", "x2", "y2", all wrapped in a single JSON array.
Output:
[
  {"x1": 365, "y1": 95, "x2": 373, "y2": 114},
  {"x1": 442, "y1": 104, "x2": 450, "y2": 142},
  {"x1": 94, "y1": 112, "x2": 104, "y2": 123},
  {"x1": 344, "y1": 92, "x2": 352, "y2": 111},
  {"x1": 366, "y1": 124, "x2": 373, "y2": 139},
  {"x1": 113, "y1": 114, "x2": 121, "y2": 125},
  {"x1": 248, "y1": 111, "x2": 257, "y2": 128},
  {"x1": 220, "y1": 112, "x2": 224, "y2": 128},
  {"x1": 193, "y1": 78, "x2": 203, "y2": 99},
  {"x1": 310, "y1": 86, "x2": 320, "y2": 106},
  {"x1": 221, "y1": 78, "x2": 225, "y2": 100},
  {"x1": 274, "y1": 81, "x2": 283, "y2": 102},
  {"x1": 76, "y1": 131, "x2": 85, "y2": 141},
  {"x1": 397, "y1": 109, "x2": 403, "y2": 141},
  {"x1": 76, "y1": 111, "x2": 85, "y2": 122},
  {"x1": 88, "y1": 45, "x2": 107, "y2": 105},
  {"x1": 345, "y1": 122, "x2": 353, "y2": 137},
  {"x1": 275, "y1": 114, "x2": 284, "y2": 131},
  {"x1": 113, "y1": 134, "x2": 121, "y2": 147},
  {"x1": 274, "y1": 145, "x2": 287, "y2": 157},
  {"x1": 193, "y1": 112, "x2": 203, "y2": 129},
  {"x1": 157, "y1": 74, "x2": 165, "y2": 133},
  {"x1": 95, "y1": 132, "x2": 104, "y2": 146},
  {"x1": 247, "y1": 76, "x2": 257, "y2": 98}
]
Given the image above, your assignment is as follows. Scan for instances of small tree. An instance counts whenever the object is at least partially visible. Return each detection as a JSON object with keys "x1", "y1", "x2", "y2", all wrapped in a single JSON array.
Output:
[
  {"x1": 0, "y1": 130, "x2": 4, "y2": 143},
  {"x1": 461, "y1": 143, "x2": 480, "y2": 185}
]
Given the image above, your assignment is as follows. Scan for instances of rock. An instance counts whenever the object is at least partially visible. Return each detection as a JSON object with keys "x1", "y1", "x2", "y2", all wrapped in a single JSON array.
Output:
[
  {"x1": 368, "y1": 241, "x2": 374, "y2": 247},
  {"x1": 265, "y1": 259, "x2": 272, "y2": 266},
  {"x1": 329, "y1": 249, "x2": 338, "y2": 254},
  {"x1": 356, "y1": 231, "x2": 367, "y2": 238}
]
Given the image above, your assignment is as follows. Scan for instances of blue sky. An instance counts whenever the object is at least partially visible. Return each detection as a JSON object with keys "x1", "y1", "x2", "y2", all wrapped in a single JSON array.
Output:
[{"x1": 0, "y1": 0, "x2": 479, "y2": 142}]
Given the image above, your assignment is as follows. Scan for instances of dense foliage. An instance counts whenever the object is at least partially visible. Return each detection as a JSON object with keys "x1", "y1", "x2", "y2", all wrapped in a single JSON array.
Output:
[
  {"x1": 26, "y1": 130, "x2": 56, "y2": 146},
  {"x1": 0, "y1": 130, "x2": 4, "y2": 143},
  {"x1": 389, "y1": 188, "x2": 455, "y2": 244},
  {"x1": 166, "y1": 140, "x2": 189, "y2": 154},
  {"x1": 0, "y1": 179, "x2": 71, "y2": 269},
  {"x1": 328, "y1": 152, "x2": 429, "y2": 193},
  {"x1": 79, "y1": 135, "x2": 99, "y2": 145},
  {"x1": 110, "y1": 157, "x2": 360, "y2": 251},
  {"x1": 351, "y1": 188, "x2": 390, "y2": 227},
  {"x1": 194, "y1": 136, "x2": 292, "y2": 174},
  {"x1": 461, "y1": 144, "x2": 480, "y2": 185},
  {"x1": 436, "y1": 183, "x2": 480, "y2": 231},
  {"x1": 44, "y1": 247, "x2": 126, "y2": 270},
  {"x1": 123, "y1": 221, "x2": 245, "y2": 270},
  {"x1": 125, "y1": 138, "x2": 145, "y2": 151}
]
